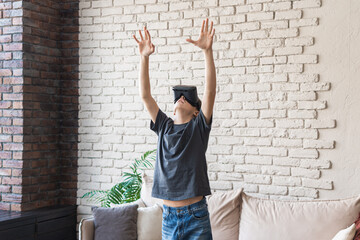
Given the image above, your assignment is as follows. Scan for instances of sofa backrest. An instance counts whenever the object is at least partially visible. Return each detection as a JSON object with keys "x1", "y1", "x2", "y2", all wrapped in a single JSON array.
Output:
[{"x1": 239, "y1": 192, "x2": 360, "y2": 240}]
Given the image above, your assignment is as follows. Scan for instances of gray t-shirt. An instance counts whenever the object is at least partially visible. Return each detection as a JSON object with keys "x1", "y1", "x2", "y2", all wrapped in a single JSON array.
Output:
[{"x1": 149, "y1": 107, "x2": 213, "y2": 201}]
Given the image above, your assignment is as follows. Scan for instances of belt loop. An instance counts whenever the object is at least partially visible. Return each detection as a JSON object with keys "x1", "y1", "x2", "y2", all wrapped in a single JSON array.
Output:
[{"x1": 187, "y1": 205, "x2": 191, "y2": 214}]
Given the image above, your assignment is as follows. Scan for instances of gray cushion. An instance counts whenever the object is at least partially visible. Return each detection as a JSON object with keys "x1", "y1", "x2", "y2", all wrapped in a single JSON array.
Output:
[{"x1": 92, "y1": 204, "x2": 138, "y2": 240}]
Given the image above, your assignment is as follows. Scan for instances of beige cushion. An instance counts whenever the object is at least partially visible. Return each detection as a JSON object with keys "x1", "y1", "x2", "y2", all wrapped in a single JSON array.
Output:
[
  {"x1": 205, "y1": 188, "x2": 243, "y2": 240},
  {"x1": 239, "y1": 192, "x2": 360, "y2": 240},
  {"x1": 137, "y1": 203, "x2": 163, "y2": 240},
  {"x1": 79, "y1": 217, "x2": 94, "y2": 240},
  {"x1": 331, "y1": 223, "x2": 356, "y2": 240},
  {"x1": 140, "y1": 172, "x2": 164, "y2": 210}
]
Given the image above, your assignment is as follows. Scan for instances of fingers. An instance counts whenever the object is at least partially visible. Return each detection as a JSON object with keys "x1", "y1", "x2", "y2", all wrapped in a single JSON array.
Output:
[
  {"x1": 210, "y1": 28, "x2": 215, "y2": 38},
  {"x1": 186, "y1": 38, "x2": 196, "y2": 45},
  {"x1": 209, "y1": 20, "x2": 213, "y2": 35},
  {"x1": 205, "y1": 18, "x2": 208, "y2": 32},
  {"x1": 133, "y1": 34, "x2": 140, "y2": 43},
  {"x1": 139, "y1": 29, "x2": 144, "y2": 41},
  {"x1": 146, "y1": 28, "x2": 151, "y2": 42},
  {"x1": 201, "y1": 19, "x2": 205, "y2": 33}
]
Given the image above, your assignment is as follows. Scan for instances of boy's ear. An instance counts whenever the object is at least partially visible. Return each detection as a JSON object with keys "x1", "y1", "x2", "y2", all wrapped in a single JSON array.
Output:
[{"x1": 194, "y1": 110, "x2": 199, "y2": 118}]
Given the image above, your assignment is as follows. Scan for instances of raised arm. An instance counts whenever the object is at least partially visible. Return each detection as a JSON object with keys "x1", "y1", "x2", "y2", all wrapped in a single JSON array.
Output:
[
  {"x1": 133, "y1": 26, "x2": 159, "y2": 124},
  {"x1": 186, "y1": 18, "x2": 216, "y2": 125}
]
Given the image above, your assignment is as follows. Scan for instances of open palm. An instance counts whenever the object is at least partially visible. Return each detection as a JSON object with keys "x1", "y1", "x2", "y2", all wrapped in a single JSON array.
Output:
[
  {"x1": 133, "y1": 26, "x2": 155, "y2": 57},
  {"x1": 186, "y1": 18, "x2": 215, "y2": 50}
]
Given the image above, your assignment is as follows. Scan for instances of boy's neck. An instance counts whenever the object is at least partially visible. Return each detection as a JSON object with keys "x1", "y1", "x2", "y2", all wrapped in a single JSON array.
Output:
[{"x1": 173, "y1": 111, "x2": 194, "y2": 125}]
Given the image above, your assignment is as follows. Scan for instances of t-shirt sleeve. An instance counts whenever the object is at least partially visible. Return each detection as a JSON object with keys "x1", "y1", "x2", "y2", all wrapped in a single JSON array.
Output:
[
  {"x1": 195, "y1": 108, "x2": 213, "y2": 134},
  {"x1": 150, "y1": 108, "x2": 168, "y2": 136}
]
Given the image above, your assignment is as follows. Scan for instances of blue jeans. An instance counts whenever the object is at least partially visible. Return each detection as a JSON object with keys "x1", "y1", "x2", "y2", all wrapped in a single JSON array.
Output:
[{"x1": 162, "y1": 196, "x2": 213, "y2": 240}]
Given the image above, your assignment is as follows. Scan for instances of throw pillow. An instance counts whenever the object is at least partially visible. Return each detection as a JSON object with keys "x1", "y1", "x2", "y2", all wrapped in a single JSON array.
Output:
[
  {"x1": 92, "y1": 203, "x2": 138, "y2": 240},
  {"x1": 354, "y1": 212, "x2": 360, "y2": 240},
  {"x1": 331, "y1": 223, "x2": 356, "y2": 240},
  {"x1": 137, "y1": 203, "x2": 163, "y2": 240},
  {"x1": 205, "y1": 188, "x2": 243, "y2": 240},
  {"x1": 239, "y1": 193, "x2": 360, "y2": 240},
  {"x1": 140, "y1": 171, "x2": 164, "y2": 210}
]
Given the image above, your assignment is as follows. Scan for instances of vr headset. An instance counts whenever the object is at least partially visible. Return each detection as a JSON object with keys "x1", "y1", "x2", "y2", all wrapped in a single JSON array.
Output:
[{"x1": 172, "y1": 85, "x2": 201, "y2": 111}]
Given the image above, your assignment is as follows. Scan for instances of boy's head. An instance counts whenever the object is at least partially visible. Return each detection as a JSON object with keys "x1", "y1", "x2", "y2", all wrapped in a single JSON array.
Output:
[{"x1": 172, "y1": 85, "x2": 202, "y2": 117}]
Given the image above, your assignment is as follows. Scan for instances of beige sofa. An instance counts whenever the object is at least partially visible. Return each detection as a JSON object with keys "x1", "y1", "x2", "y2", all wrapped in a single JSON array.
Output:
[{"x1": 79, "y1": 188, "x2": 360, "y2": 240}]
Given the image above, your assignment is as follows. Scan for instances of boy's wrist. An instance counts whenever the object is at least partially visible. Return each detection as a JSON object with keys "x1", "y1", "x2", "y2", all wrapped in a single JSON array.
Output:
[
  {"x1": 202, "y1": 48, "x2": 213, "y2": 54},
  {"x1": 141, "y1": 55, "x2": 149, "y2": 60}
]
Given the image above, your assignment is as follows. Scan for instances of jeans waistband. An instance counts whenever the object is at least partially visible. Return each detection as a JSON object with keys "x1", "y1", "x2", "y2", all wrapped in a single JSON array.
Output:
[{"x1": 163, "y1": 196, "x2": 207, "y2": 215}]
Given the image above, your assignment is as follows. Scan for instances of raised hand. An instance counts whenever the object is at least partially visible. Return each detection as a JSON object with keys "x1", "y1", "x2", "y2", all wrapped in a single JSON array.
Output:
[
  {"x1": 186, "y1": 18, "x2": 215, "y2": 51},
  {"x1": 133, "y1": 26, "x2": 155, "y2": 57}
]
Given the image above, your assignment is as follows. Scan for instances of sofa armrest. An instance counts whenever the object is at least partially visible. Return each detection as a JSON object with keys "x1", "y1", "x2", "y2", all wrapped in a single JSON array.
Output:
[{"x1": 79, "y1": 217, "x2": 94, "y2": 240}]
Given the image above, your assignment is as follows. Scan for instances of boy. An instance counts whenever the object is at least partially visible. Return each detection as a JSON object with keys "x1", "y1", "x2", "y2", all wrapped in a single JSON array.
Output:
[{"x1": 133, "y1": 18, "x2": 216, "y2": 240}]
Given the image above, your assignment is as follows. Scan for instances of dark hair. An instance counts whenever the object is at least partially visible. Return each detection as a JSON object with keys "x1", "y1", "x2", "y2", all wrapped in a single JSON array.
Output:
[{"x1": 196, "y1": 99, "x2": 202, "y2": 111}]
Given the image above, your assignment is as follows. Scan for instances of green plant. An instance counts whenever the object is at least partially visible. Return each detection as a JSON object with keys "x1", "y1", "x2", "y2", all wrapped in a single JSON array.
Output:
[{"x1": 81, "y1": 149, "x2": 156, "y2": 207}]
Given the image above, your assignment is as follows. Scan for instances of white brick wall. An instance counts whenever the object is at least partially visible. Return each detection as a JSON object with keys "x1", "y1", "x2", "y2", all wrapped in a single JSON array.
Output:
[{"x1": 78, "y1": 0, "x2": 335, "y2": 222}]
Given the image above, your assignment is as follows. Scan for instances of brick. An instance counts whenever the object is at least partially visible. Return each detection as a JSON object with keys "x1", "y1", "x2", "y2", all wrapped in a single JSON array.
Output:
[
  {"x1": 233, "y1": 128, "x2": 260, "y2": 137},
  {"x1": 275, "y1": 10, "x2": 302, "y2": 20},
  {"x1": 290, "y1": 18, "x2": 319, "y2": 28},
  {"x1": 261, "y1": 165, "x2": 290, "y2": 176},
  {"x1": 234, "y1": 22, "x2": 260, "y2": 32},
  {"x1": 247, "y1": 119, "x2": 274, "y2": 128},
  {"x1": 288, "y1": 54, "x2": 318, "y2": 64},
  {"x1": 288, "y1": 110, "x2": 316, "y2": 119},
  {"x1": 259, "y1": 147, "x2": 287, "y2": 157},
  {"x1": 245, "y1": 83, "x2": 270, "y2": 92},
  {"x1": 259, "y1": 73, "x2": 287, "y2": 82},
  {"x1": 245, "y1": 155, "x2": 272, "y2": 164},
  {"x1": 288, "y1": 129, "x2": 318, "y2": 139},
  {"x1": 293, "y1": 0, "x2": 322, "y2": 9},
  {"x1": 261, "y1": 20, "x2": 288, "y2": 29},
  {"x1": 260, "y1": 110, "x2": 286, "y2": 118},
  {"x1": 217, "y1": 172, "x2": 243, "y2": 181},
  {"x1": 242, "y1": 30, "x2": 267, "y2": 39},
  {"x1": 234, "y1": 57, "x2": 260, "y2": 66},
  {"x1": 302, "y1": 178, "x2": 333, "y2": 190},
  {"x1": 244, "y1": 174, "x2": 271, "y2": 184},
  {"x1": 289, "y1": 73, "x2": 319, "y2": 83},
  {"x1": 273, "y1": 176, "x2": 301, "y2": 187},
  {"x1": 292, "y1": 167, "x2": 320, "y2": 179},
  {"x1": 208, "y1": 163, "x2": 234, "y2": 172},
  {"x1": 288, "y1": 92, "x2": 316, "y2": 101},
  {"x1": 273, "y1": 138, "x2": 302, "y2": 147},
  {"x1": 300, "y1": 82, "x2": 330, "y2": 91},
  {"x1": 247, "y1": 12, "x2": 274, "y2": 22},
  {"x1": 259, "y1": 185, "x2": 288, "y2": 195},
  {"x1": 289, "y1": 187, "x2": 318, "y2": 198},
  {"x1": 305, "y1": 119, "x2": 336, "y2": 129},
  {"x1": 274, "y1": 47, "x2": 303, "y2": 56},
  {"x1": 300, "y1": 159, "x2": 331, "y2": 169},
  {"x1": 275, "y1": 119, "x2": 304, "y2": 128},
  {"x1": 257, "y1": 39, "x2": 282, "y2": 48},
  {"x1": 260, "y1": 56, "x2": 287, "y2": 65},
  {"x1": 261, "y1": 128, "x2": 287, "y2": 138},
  {"x1": 298, "y1": 101, "x2": 326, "y2": 110},
  {"x1": 221, "y1": 14, "x2": 247, "y2": 24},
  {"x1": 269, "y1": 28, "x2": 299, "y2": 38},
  {"x1": 273, "y1": 157, "x2": 300, "y2": 167},
  {"x1": 289, "y1": 149, "x2": 318, "y2": 159},
  {"x1": 303, "y1": 139, "x2": 335, "y2": 149},
  {"x1": 210, "y1": 181, "x2": 233, "y2": 190},
  {"x1": 259, "y1": 91, "x2": 286, "y2": 101},
  {"x1": 285, "y1": 36, "x2": 314, "y2": 46},
  {"x1": 234, "y1": 164, "x2": 261, "y2": 174},
  {"x1": 274, "y1": 64, "x2": 303, "y2": 73},
  {"x1": 236, "y1": 4, "x2": 262, "y2": 13},
  {"x1": 263, "y1": 2, "x2": 291, "y2": 11}
]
